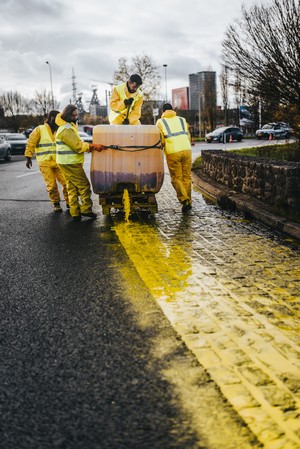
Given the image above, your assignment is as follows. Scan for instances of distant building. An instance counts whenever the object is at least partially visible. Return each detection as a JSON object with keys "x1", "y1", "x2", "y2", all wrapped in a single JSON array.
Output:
[
  {"x1": 189, "y1": 71, "x2": 216, "y2": 110},
  {"x1": 172, "y1": 87, "x2": 189, "y2": 110},
  {"x1": 89, "y1": 88, "x2": 102, "y2": 118},
  {"x1": 189, "y1": 71, "x2": 217, "y2": 133},
  {"x1": 98, "y1": 105, "x2": 108, "y2": 119}
]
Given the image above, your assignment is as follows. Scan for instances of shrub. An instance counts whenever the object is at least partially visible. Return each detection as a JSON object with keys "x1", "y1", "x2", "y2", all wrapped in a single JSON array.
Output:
[{"x1": 229, "y1": 142, "x2": 300, "y2": 162}]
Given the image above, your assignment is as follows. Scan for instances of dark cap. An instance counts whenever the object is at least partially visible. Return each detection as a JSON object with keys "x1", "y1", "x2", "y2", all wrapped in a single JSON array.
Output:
[
  {"x1": 162, "y1": 103, "x2": 173, "y2": 112},
  {"x1": 129, "y1": 74, "x2": 143, "y2": 85}
]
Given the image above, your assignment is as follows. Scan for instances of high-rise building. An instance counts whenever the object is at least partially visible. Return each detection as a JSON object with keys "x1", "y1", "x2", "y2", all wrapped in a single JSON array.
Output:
[
  {"x1": 189, "y1": 71, "x2": 216, "y2": 110},
  {"x1": 189, "y1": 71, "x2": 217, "y2": 133}
]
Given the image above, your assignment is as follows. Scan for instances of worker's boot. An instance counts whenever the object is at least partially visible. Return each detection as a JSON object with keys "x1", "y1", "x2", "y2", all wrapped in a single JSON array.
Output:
[
  {"x1": 182, "y1": 199, "x2": 192, "y2": 213},
  {"x1": 53, "y1": 202, "x2": 62, "y2": 212},
  {"x1": 81, "y1": 211, "x2": 97, "y2": 220}
]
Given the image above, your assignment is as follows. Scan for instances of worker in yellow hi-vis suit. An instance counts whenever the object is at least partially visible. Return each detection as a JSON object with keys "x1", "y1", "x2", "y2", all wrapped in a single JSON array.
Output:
[
  {"x1": 156, "y1": 103, "x2": 192, "y2": 213},
  {"x1": 55, "y1": 104, "x2": 104, "y2": 221},
  {"x1": 109, "y1": 74, "x2": 143, "y2": 125},
  {"x1": 25, "y1": 110, "x2": 69, "y2": 213}
]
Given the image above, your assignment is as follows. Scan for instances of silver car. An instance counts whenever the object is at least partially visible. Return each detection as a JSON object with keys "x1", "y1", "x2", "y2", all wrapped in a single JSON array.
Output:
[
  {"x1": 255, "y1": 123, "x2": 291, "y2": 140},
  {"x1": 0, "y1": 137, "x2": 12, "y2": 161},
  {"x1": 4, "y1": 133, "x2": 28, "y2": 154}
]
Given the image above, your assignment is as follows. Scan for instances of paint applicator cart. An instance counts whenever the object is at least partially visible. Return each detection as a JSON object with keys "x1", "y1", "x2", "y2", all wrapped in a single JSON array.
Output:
[{"x1": 90, "y1": 125, "x2": 164, "y2": 215}]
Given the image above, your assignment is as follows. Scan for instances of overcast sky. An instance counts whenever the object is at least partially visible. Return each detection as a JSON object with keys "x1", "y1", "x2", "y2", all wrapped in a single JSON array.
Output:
[{"x1": 1, "y1": 0, "x2": 257, "y2": 109}]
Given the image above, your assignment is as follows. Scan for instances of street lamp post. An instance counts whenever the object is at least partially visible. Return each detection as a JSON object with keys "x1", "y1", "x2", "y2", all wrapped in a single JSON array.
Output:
[
  {"x1": 163, "y1": 64, "x2": 168, "y2": 103},
  {"x1": 46, "y1": 61, "x2": 54, "y2": 109},
  {"x1": 198, "y1": 92, "x2": 202, "y2": 138}
]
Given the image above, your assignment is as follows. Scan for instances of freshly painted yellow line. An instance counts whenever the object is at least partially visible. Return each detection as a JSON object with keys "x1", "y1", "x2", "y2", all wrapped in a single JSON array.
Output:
[
  {"x1": 114, "y1": 258, "x2": 261, "y2": 449},
  {"x1": 114, "y1": 221, "x2": 193, "y2": 301},
  {"x1": 114, "y1": 220, "x2": 300, "y2": 449}
]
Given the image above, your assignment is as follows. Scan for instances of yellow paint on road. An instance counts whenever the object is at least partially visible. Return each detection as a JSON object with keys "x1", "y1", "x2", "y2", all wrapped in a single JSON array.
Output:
[
  {"x1": 112, "y1": 251, "x2": 261, "y2": 449},
  {"x1": 122, "y1": 189, "x2": 130, "y2": 222},
  {"x1": 113, "y1": 218, "x2": 300, "y2": 449},
  {"x1": 114, "y1": 221, "x2": 193, "y2": 301}
]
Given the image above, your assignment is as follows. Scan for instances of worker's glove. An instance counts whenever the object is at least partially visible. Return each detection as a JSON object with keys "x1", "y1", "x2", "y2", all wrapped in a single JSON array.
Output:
[
  {"x1": 89, "y1": 144, "x2": 105, "y2": 152},
  {"x1": 123, "y1": 118, "x2": 129, "y2": 125},
  {"x1": 124, "y1": 98, "x2": 134, "y2": 106},
  {"x1": 26, "y1": 157, "x2": 32, "y2": 169}
]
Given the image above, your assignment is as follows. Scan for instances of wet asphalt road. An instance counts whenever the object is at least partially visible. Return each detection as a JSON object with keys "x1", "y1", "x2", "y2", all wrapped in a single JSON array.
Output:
[
  {"x1": 0, "y1": 179, "x2": 200, "y2": 447},
  {"x1": 1, "y1": 140, "x2": 299, "y2": 449},
  {"x1": 0, "y1": 155, "x2": 263, "y2": 449}
]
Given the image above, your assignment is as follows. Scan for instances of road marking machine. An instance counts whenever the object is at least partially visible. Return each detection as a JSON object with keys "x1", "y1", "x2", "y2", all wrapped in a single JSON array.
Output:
[{"x1": 91, "y1": 125, "x2": 164, "y2": 218}]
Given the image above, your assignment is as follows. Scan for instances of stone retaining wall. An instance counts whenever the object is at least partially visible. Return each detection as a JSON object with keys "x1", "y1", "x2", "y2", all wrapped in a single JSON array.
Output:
[{"x1": 199, "y1": 150, "x2": 300, "y2": 221}]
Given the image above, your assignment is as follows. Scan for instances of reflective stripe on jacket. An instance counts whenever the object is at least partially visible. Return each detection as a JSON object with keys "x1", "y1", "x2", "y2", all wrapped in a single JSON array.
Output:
[
  {"x1": 158, "y1": 116, "x2": 191, "y2": 154},
  {"x1": 109, "y1": 83, "x2": 143, "y2": 124},
  {"x1": 56, "y1": 124, "x2": 84, "y2": 164},
  {"x1": 35, "y1": 125, "x2": 56, "y2": 162}
]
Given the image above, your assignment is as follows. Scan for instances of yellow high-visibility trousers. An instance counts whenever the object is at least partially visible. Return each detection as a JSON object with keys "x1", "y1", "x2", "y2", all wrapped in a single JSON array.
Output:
[
  {"x1": 58, "y1": 163, "x2": 93, "y2": 217},
  {"x1": 166, "y1": 149, "x2": 192, "y2": 204},
  {"x1": 39, "y1": 160, "x2": 69, "y2": 204}
]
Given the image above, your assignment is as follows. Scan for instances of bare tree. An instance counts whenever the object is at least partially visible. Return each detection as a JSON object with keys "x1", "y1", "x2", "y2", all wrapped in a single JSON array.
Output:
[
  {"x1": 232, "y1": 69, "x2": 247, "y2": 126},
  {"x1": 0, "y1": 91, "x2": 37, "y2": 131},
  {"x1": 113, "y1": 57, "x2": 130, "y2": 84},
  {"x1": 221, "y1": 0, "x2": 300, "y2": 129},
  {"x1": 220, "y1": 65, "x2": 229, "y2": 125},
  {"x1": 33, "y1": 89, "x2": 54, "y2": 116},
  {"x1": 0, "y1": 91, "x2": 31, "y2": 116},
  {"x1": 113, "y1": 54, "x2": 161, "y2": 101}
]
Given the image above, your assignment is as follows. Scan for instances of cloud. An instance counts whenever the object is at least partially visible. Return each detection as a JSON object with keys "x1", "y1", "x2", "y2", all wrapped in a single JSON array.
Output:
[
  {"x1": 0, "y1": 0, "x2": 256, "y2": 105},
  {"x1": 2, "y1": 0, "x2": 64, "y2": 19}
]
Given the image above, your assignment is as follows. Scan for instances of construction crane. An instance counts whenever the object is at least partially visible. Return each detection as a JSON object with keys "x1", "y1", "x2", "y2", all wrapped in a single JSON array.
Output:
[{"x1": 72, "y1": 67, "x2": 77, "y2": 103}]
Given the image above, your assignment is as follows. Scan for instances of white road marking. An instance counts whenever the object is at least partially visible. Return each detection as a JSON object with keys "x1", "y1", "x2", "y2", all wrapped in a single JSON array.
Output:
[{"x1": 16, "y1": 171, "x2": 40, "y2": 178}]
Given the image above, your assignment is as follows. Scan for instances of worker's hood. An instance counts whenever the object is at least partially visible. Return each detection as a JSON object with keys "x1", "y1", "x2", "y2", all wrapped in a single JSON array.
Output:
[
  {"x1": 55, "y1": 113, "x2": 78, "y2": 129},
  {"x1": 161, "y1": 110, "x2": 176, "y2": 119},
  {"x1": 55, "y1": 113, "x2": 67, "y2": 127}
]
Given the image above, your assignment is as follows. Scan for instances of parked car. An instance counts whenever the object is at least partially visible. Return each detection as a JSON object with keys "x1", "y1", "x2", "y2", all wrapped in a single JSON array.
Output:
[
  {"x1": 24, "y1": 127, "x2": 34, "y2": 138},
  {"x1": 278, "y1": 122, "x2": 294, "y2": 137},
  {"x1": 78, "y1": 131, "x2": 93, "y2": 143},
  {"x1": 0, "y1": 137, "x2": 12, "y2": 161},
  {"x1": 4, "y1": 133, "x2": 28, "y2": 154},
  {"x1": 255, "y1": 123, "x2": 292, "y2": 140},
  {"x1": 83, "y1": 125, "x2": 94, "y2": 136},
  {"x1": 205, "y1": 126, "x2": 243, "y2": 143}
]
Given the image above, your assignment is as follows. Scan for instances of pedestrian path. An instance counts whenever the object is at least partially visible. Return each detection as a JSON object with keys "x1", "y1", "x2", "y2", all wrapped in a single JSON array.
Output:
[{"x1": 112, "y1": 173, "x2": 300, "y2": 449}]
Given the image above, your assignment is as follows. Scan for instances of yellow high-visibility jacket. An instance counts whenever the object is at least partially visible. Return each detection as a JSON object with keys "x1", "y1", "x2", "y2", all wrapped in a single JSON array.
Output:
[
  {"x1": 25, "y1": 124, "x2": 56, "y2": 163},
  {"x1": 109, "y1": 82, "x2": 143, "y2": 125},
  {"x1": 156, "y1": 110, "x2": 191, "y2": 155},
  {"x1": 55, "y1": 113, "x2": 89, "y2": 165}
]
